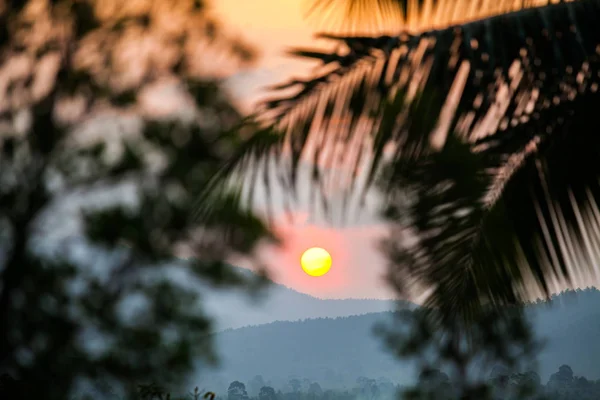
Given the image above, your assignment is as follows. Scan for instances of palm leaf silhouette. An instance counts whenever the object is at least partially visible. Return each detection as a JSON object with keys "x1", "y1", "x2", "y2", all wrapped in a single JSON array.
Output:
[
  {"x1": 303, "y1": 0, "x2": 569, "y2": 34},
  {"x1": 206, "y1": 0, "x2": 600, "y2": 309}
]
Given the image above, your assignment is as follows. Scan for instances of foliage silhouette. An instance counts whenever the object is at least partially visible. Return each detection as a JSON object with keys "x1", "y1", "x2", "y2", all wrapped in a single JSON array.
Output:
[
  {"x1": 0, "y1": 0, "x2": 273, "y2": 398},
  {"x1": 228, "y1": 381, "x2": 250, "y2": 400},
  {"x1": 375, "y1": 305, "x2": 546, "y2": 400},
  {"x1": 212, "y1": 365, "x2": 600, "y2": 400}
]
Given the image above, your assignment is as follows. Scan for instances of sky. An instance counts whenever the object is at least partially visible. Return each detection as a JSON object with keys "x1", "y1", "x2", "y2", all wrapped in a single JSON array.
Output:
[{"x1": 213, "y1": 0, "x2": 397, "y2": 300}]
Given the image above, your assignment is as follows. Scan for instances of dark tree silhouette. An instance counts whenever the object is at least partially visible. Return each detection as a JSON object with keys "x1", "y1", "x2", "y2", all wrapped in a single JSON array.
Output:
[
  {"x1": 259, "y1": 385, "x2": 278, "y2": 400},
  {"x1": 288, "y1": 379, "x2": 302, "y2": 393},
  {"x1": 0, "y1": 0, "x2": 273, "y2": 398},
  {"x1": 376, "y1": 306, "x2": 544, "y2": 400},
  {"x1": 547, "y1": 365, "x2": 574, "y2": 392},
  {"x1": 228, "y1": 381, "x2": 250, "y2": 400},
  {"x1": 308, "y1": 382, "x2": 323, "y2": 396},
  {"x1": 249, "y1": 375, "x2": 267, "y2": 397}
]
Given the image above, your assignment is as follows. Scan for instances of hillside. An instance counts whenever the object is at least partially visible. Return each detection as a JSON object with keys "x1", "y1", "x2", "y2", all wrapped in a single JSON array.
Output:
[
  {"x1": 195, "y1": 313, "x2": 406, "y2": 393},
  {"x1": 193, "y1": 288, "x2": 600, "y2": 394},
  {"x1": 528, "y1": 288, "x2": 600, "y2": 381},
  {"x1": 200, "y1": 267, "x2": 411, "y2": 331}
]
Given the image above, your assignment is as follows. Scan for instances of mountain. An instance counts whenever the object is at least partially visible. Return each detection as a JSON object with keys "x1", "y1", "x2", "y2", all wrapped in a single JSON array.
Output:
[
  {"x1": 194, "y1": 313, "x2": 405, "y2": 393},
  {"x1": 193, "y1": 288, "x2": 600, "y2": 394},
  {"x1": 529, "y1": 288, "x2": 600, "y2": 382},
  {"x1": 200, "y1": 267, "x2": 410, "y2": 331}
]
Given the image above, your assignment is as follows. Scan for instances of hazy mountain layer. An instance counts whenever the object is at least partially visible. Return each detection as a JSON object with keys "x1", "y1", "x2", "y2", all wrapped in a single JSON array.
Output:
[
  {"x1": 194, "y1": 288, "x2": 600, "y2": 394},
  {"x1": 201, "y1": 267, "x2": 411, "y2": 331}
]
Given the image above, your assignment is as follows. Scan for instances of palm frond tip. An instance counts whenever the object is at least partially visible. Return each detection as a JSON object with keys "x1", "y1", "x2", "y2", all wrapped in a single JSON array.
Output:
[{"x1": 303, "y1": 0, "x2": 567, "y2": 35}]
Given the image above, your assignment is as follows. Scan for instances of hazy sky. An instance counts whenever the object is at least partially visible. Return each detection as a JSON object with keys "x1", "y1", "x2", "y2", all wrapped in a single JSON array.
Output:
[
  {"x1": 214, "y1": 0, "x2": 331, "y2": 109},
  {"x1": 214, "y1": 0, "x2": 396, "y2": 300}
]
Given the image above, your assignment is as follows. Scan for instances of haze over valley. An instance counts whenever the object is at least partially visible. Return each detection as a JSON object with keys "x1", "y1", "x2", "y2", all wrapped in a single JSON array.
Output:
[{"x1": 197, "y1": 269, "x2": 600, "y2": 396}]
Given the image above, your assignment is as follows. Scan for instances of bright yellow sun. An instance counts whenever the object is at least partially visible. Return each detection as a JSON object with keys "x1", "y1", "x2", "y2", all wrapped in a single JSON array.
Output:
[{"x1": 300, "y1": 247, "x2": 332, "y2": 277}]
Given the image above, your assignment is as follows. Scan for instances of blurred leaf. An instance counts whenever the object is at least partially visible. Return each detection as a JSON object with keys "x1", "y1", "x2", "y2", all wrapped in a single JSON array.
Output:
[
  {"x1": 110, "y1": 89, "x2": 138, "y2": 107},
  {"x1": 108, "y1": 141, "x2": 144, "y2": 177},
  {"x1": 0, "y1": 1, "x2": 273, "y2": 398},
  {"x1": 71, "y1": 1, "x2": 100, "y2": 39}
]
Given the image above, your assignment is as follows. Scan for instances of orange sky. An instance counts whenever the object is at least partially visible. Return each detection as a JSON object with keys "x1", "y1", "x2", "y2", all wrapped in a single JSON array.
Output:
[
  {"x1": 215, "y1": 0, "x2": 396, "y2": 299},
  {"x1": 213, "y1": 0, "x2": 317, "y2": 64},
  {"x1": 213, "y1": 0, "x2": 334, "y2": 109}
]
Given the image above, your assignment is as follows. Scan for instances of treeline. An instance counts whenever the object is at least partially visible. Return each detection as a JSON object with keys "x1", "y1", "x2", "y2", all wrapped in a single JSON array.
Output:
[
  {"x1": 219, "y1": 363, "x2": 600, "y2": 400},
  {"x1": 5, "y1": 363, "x2": 600, "y2": 400},
  {"x1": 526, "y1": 287, "x2": 600, "y2": 306}
]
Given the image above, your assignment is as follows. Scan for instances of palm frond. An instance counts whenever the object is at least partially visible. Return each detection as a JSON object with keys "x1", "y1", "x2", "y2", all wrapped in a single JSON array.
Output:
[
  {"x1": 383, "y1": 75, "x2": 600, "y2": 311},
  {"x1": 214, "y1": 0, "x2": 600, "y2": 306},
  {"x1": 381, "y1": 135, "x2": 518, "y2": 313},
  {"x1": 192, "y1": 119, "x2": 288, "y2": 224},
  {"x1": 253, "y1": 0, "x2": 600, "y2": 208},
  {"x1": 302, "y1": 0, "x2": 562, "y2": 35}
]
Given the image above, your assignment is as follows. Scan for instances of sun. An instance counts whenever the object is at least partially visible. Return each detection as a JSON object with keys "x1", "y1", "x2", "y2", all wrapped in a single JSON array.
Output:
[{"x1": 300, "y1": 247, "x2": 332, "y2": 277}]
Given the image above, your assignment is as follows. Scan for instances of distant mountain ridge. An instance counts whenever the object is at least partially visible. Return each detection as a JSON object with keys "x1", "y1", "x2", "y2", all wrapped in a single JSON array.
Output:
[
  {"x1": 201, "y1": 267, "x2": 412, "y2": 331},
  {"x1": 194, "y1": 287, "x2": 600, "y2": 395}
]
